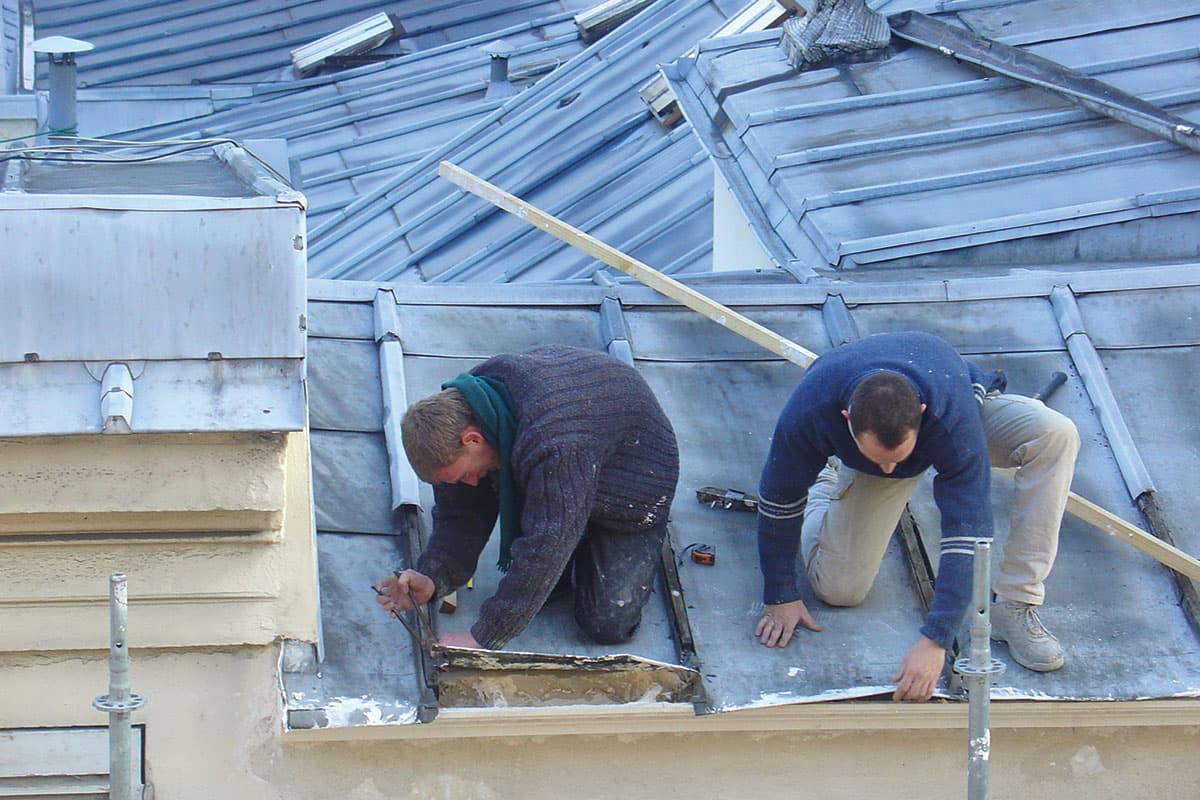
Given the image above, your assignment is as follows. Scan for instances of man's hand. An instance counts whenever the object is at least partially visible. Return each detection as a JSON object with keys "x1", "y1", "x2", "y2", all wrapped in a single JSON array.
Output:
[
  {"x1": 440, "y1": 632, "x2": 482, "y2": 649},
  {"x1": 374, "y1": 569, "x2": 435, "y2": 616},
  {"x1": 755, "y1": 599, "x2": 823, "y2": 647},
  {"x1": 891, "y1": 636, "x2": 946, "y2": 702}
]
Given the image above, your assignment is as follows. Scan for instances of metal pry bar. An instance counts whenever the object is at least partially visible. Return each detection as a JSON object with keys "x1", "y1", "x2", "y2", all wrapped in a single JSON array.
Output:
[{"x1": 372, "y1": 582, "x2": 437, "y2": 655}]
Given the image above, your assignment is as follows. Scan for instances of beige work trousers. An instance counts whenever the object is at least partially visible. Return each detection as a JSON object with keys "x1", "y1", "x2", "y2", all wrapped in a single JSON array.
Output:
[{"x1": 800, "y1": 393, "x2": 1080, "y2": 608}]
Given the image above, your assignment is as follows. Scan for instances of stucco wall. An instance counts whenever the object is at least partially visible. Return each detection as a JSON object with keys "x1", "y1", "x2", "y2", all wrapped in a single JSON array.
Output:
[
  {"x1": 274, "y1": 723, "x2": 1200, "y2": 800},
  {"x1": 0, "y1": 431, "x2": 317, "y2": 651},
  {"x1": 4, "y1": 625, "x2": 1198, "y2": 798}
]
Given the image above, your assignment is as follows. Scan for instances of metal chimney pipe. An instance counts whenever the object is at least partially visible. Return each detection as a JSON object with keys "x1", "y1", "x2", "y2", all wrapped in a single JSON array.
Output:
[
  {"x1": 32, "y1": 35, "x2": 94, "y2": 138},
  {"x1": 93, "y1": 573, "x2": 146, "y2": 800},
  {"x1": 483, "y1": 39, "x2": 517, "y2": 100},
  {"x1": 46, "y1": 52, "x2": 78, "y2": 133}
]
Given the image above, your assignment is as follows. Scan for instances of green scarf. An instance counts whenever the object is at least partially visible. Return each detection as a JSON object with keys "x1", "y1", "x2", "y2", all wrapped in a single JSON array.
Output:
[{"x1": 442, "y1": 373, "x2": 521, "y2": 571}]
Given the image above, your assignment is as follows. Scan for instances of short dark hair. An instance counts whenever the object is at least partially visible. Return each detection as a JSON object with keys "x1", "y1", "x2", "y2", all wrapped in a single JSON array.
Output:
[
  {"x1": 847, "y1": 371, "x2": 922, "y2": 449},
  {"x1": 401, "y1": 388, "x2": 476, "y2": 483}
]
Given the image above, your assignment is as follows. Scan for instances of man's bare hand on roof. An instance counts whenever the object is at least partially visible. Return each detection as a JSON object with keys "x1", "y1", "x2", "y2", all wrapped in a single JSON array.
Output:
[
  {"x1": 374, "y1": 569, "x2": 435, "y2": 615},
  {"x1": 891, "y1": 635, "x2": 945, "y2": 702},
  {"x1": 755, "y1": 599, "x2": 823, "y2": 647}
]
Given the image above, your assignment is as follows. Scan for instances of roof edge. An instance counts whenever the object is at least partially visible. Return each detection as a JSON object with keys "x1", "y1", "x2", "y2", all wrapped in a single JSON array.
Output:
[{"x1": 283, "y1": 697, "x2": 1200, "y2": 742}]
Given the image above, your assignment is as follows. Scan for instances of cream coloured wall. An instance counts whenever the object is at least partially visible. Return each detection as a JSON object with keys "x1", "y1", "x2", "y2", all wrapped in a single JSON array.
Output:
[
  {"x1": 0, "y1": 431, "x2": 317, "y2": 651},
  {"x1": 274, "y1": 721, "x2": 1200, "y2": 800},
  {"x1": 712, "y1": 173, "x2": 774, "y2": 273},
  {"x1": 0, "y1": 428, "x2": 318, "y2": 794},
  {"x1": 6, "y1": 641, "x2": 1198, "y2": 800}
]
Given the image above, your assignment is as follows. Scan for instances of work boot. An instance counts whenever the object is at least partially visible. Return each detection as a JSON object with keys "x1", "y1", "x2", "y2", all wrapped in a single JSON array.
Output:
[{"x1": 990, "y1": 599, "x2": 1064, "y2": 672}]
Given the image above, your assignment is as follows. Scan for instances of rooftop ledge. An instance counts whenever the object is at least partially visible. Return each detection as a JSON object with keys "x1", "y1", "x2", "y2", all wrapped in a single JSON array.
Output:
[{"x1": 283, "y1": 697, "x2": 1200, "y2": 742}]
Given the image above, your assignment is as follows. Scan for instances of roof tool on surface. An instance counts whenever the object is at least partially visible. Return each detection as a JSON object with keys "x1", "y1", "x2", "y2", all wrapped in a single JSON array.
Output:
[
  {"x1": 437, "y1": 160, "x2": 1200, "y2": 584},
  {"x1": 1031, "y1": 372, "x2": 1067, "y2": 403},
  {"x1": 695, "y1": 486, "x2": 759, "y2": 512},
  {"x1": 680, "y1": 542, "x2": 716, "y2": 566},
  {"x1": 372, "y1": 579, "x2": 438, "y2": 656}
]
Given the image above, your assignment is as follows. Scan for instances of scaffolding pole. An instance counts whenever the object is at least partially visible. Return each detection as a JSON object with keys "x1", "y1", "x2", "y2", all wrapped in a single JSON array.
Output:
[
  {"x1": 93, "y1": 572, "x2": 146, "y2": 800},
  {"x1": 953, "y1": 542, "x2": 1005, "y2": 800}
]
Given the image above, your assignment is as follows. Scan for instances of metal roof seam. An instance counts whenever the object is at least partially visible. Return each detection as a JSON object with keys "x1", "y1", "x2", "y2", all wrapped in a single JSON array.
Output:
[{"x1": 306, "y1": 0, "x2": 732, "y2": 248}]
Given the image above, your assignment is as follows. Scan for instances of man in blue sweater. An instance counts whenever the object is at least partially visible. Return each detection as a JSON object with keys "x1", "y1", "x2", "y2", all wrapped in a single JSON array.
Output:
[{"x1": 756, "y1": 332, "x2": 1079, "y2": 701}]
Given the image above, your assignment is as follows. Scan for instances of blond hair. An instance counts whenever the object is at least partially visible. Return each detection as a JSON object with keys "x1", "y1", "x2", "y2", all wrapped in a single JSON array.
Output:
[{"x1": 401, "y1": 388, "x2": 476, "y2": 482}]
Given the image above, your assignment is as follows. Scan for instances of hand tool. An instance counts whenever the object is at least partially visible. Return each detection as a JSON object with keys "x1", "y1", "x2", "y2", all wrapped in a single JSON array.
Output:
[
  {"x1": 371, "y1": 579, "x2": 437, "y2": 655},
  {"x1": 1031, "y1": 371, "x2": 1067, "y2": 403}
]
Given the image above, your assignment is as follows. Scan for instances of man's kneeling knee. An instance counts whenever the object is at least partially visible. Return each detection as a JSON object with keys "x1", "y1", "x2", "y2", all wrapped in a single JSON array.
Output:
[
  {"x1": 577, "y1": 612, "x2": 641, "y2": 645},
  {"x1": 812, "y1": 581, "x2": 872, "y2": 608}
]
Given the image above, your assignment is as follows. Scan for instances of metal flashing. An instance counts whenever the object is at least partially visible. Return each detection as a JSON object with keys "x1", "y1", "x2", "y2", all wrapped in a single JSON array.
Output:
[{"x1": 2, "y1": 143, "x2": 307, "y2": 435}]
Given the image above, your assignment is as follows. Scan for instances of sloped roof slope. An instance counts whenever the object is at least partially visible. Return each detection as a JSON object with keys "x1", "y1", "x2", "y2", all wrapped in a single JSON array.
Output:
[
  {"x1": 666, "y1": 0, "x2": 1200, "y2": 278},
  {"x1": 32, "y1": 0, "x2": 590, "y2": 86},
  {"x1": 295, "y1": 267, "x2": 1200, "y2": 726},
  {"x1": 303, "y1": 0, "x2": 753, "y2": 283},
  {"x1": 119, "y1": 10, "x2": 591, "y2": 234}
]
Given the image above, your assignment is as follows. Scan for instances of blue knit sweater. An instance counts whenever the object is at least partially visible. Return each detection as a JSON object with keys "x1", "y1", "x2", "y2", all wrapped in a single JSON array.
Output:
[{"x1": 757, "y1": 332, "x2": 992, "y2": 649}]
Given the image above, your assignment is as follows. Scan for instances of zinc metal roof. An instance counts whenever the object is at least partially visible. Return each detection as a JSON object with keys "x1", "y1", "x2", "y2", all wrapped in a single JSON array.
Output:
[
  {"x1": 301, "y1": 0, "x2": 752, "y2": 283},
  {"x1": 666, "y1": 0, "x2": 1200, "y2": 278},
  {"x1": 292, "y1": 268, "x2": 1200, "y2": 726},
  {"x1": 118, "y1": 10, "x2": 592, "y2": 236},
  {"x1": 7, "y1": 0, "x2": 1200, "y2": 731},
  {"x1": 33, "y1": 0, "x2": 589, "y2": 87}
]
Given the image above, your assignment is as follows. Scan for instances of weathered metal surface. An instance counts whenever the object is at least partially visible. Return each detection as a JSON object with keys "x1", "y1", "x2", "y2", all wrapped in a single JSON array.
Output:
[
  {"x1": 668, "y1": 0, "x2": 1200, "y2": 274},
  {"x1": 304, "y1": 273, "x2": 1200, "y2": 722}
]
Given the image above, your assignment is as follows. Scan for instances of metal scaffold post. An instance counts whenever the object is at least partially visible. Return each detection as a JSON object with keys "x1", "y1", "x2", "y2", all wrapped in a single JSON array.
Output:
[
  {"x1": 93, "y1": 572, "x2": 147, "y2": 800},
  {"x1": 953, "y1": 542, "x2": 1005, "y2": 800}
]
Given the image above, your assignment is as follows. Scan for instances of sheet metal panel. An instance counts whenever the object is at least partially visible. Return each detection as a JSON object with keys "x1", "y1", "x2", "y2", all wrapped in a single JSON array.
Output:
[
  {"x1": 425, "y1": 124, "x2": 715, "y2": 283},
  {"x1": 956, "y1": 0, "x2": 1198, "y2": 46},
  {"x1": 310, "y1": 429, "x2": 393, "y2": 535},
  {"x1": 119, "y1": 17, "x2": 587, "y2": 237},
  {"x1": 307, "y1": 336, "x2": 382, "y2": 433},
  {"x1": 285, "y1": 531, "x2": 424, "y2": 727},
  {"x1": 394, "y1": 303, "x2": 601, "y2": 358},
  {"x1": 36, "y1": 0, "x2": 588, "y2": 87},
  {"x1": 0, "y1": 357, "x2": 305, "y2": 436},
  {"x1": 2, "y1": 205, "x2": 305, "y2": 363},
  {"x1": 306, "y1": 297, "x2": 376, "y2": 339},
  {"x1": 1075, "y1": 286, "x2": 1200, "y2": 592}
]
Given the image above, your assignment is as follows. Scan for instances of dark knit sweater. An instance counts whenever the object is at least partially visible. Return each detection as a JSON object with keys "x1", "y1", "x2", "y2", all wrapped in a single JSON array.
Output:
[
  {"x1": 416, "y1": 345, "x2": 679, "y2": 649},
  {"x1": 757, "y1": 332, "x2": 992, "y2": 649}
]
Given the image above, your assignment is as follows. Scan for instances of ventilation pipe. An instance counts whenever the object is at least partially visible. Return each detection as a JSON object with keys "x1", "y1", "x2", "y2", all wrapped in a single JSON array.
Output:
[
  {"x1": 483, "y1": 40, "x2": 517, "y2": 100},
  {"x1": 31, "y1": 35, "x2": 93, "y2": 138}
]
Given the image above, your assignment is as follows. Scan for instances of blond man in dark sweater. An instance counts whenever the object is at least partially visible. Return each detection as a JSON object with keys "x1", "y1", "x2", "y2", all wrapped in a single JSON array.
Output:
[{"x1": 376, "y1": 345, "x2": 679, "y2": 650}]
